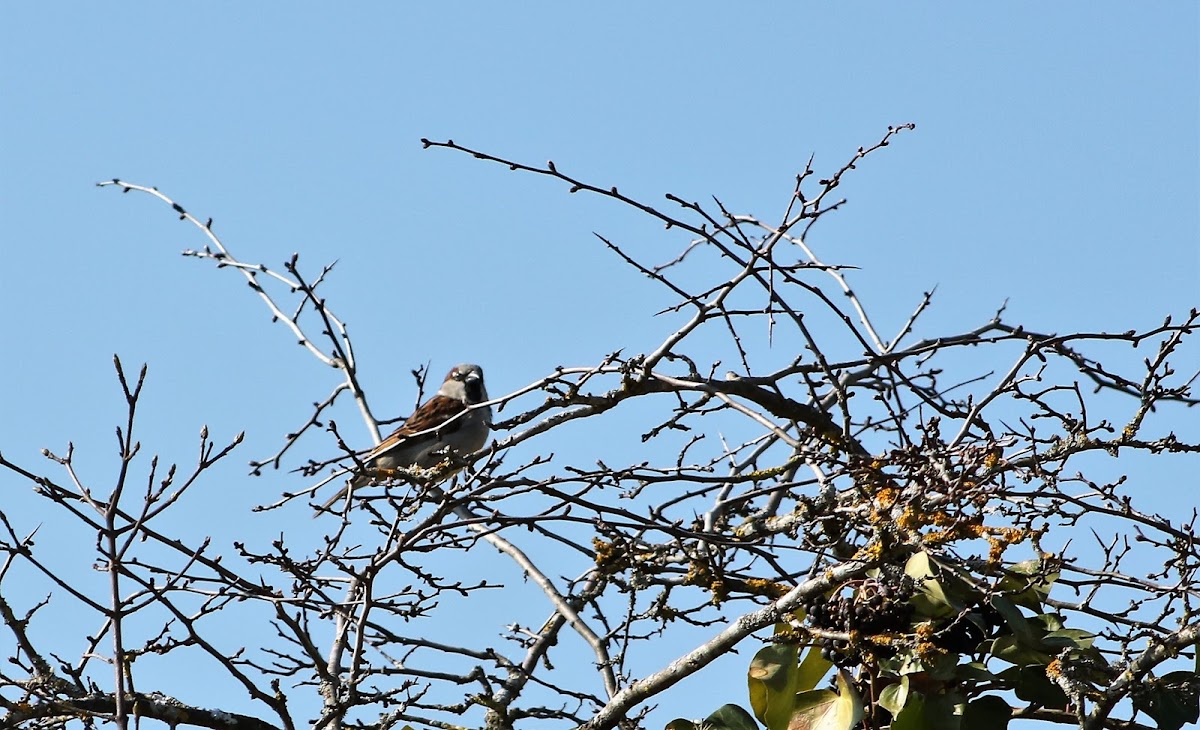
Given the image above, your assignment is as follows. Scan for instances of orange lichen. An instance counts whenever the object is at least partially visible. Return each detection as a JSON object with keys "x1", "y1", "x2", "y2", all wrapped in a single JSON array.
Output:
[
  {"x1": 744, "y1": 578, "x2": 791, "y2": 599},
  {"x1": 985, "y1": 527, "x2": 1031, "y2": 565},
  {"x1": 592, "y1": 538, "x2": 632, "y2": 575},
  {"x1": 854, "y1": 541, "x2": 885, "y2": 562}
]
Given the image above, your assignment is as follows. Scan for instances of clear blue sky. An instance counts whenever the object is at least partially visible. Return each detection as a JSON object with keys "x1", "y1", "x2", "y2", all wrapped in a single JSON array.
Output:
[{"x1": 1, "y1": 4, "x2": 1196, "y2": 727}]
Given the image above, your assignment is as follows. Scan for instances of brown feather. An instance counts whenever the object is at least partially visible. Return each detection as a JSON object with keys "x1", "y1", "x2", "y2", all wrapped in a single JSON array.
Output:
[
  {"x1": 315, "y1": 363, "x2": 489, "y2": 516},
  {"x1": 375, "y1": 395, "x2": 467, "y2": 447}
]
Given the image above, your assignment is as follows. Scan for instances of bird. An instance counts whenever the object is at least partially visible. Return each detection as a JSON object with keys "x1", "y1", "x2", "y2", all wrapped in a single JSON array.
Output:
[{"x1": 314, "y1": 363, "x2": 491, "y2": 515}]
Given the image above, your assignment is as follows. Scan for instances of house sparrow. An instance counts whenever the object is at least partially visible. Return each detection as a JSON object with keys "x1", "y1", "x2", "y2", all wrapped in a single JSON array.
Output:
[{"x1": 315, "y1": 363, "x2": 491, "y2": 514}]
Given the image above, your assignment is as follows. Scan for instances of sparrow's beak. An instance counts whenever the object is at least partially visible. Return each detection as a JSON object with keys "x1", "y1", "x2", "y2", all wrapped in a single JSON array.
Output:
[{"x1": 464, "y1": 372, "x2": 484, "y2": 402}]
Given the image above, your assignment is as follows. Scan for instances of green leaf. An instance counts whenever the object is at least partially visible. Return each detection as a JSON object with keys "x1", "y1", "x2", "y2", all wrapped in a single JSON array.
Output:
[
  {"x1": 905, "y1": 551, "x2": 935, "y2": 579},
  {"x1": 795, "y1": 645, "x2": 834, "y2": 692},
  {"x1": 955, "y1": 662, "x2": 999, "y2": 682},
  {"x1": 998, "y1": 665, "x2": 1068, "y2": 709},
  {"x1": 961, "y1": 695, "x2": 1011, "y2": 730},
  {"x1": 1032, "y1": 612, "x2": 1065, "y2": 632},
  {"x1": 705, "y1": 704, "x2": 762, "y2": 730},
  {"x1": 923, "y1": 691, "x2": 965, "y2": 730},
  {"x1": 889, "y1": 692, "x2": 926, "y2": 730},
  {"x1": 789, "y1": 670, "x2": 864, "y2": 730},
  {"x1": 906, "y1": 553, "x2": 953, "y2": 618},
  {"x1": 998, "y1": 559, "x2": 1057, "y2": 612},
  {"x1": 748, "y1": 644, "x2": 799, "y2": 730},
  {"x1": 791, "y1": 690, "x2": 839, "y2": 730},
  {"x1": 667, "y1": 705, "x2": 760, "y2": 730},
  {"x1": 891, "y1": 649, "x2": 958, "y2": 680},
  {"x1": 878, "y1": 676, "x2": 910, "y2": 716},
  {"x1": 1041, "y1": 628, "x2": 1096, "y2": 650},
  {"x1": 988, "y1": 596, "x2": 1035, "y2": 646},
  {"x1": 1132, "y1": 671, "x2": 1200, "y2": 730},
  {"x1": 906, "y1": 552, "x2": 973, "y2": 619},
  {"x1": 989, "y1": 635, "x2": 1052, "y2": 667},
  {"x1": 929, "y1": 653, "x2": 965, "y2": 681}
]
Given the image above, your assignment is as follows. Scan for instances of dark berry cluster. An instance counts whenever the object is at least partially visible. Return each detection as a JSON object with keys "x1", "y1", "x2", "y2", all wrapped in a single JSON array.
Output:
[
  {"x1": 803, "y1": 576, "x2": 915, "y2": 668},
  {"x1": 929, "y1": 601, "x2": 1004, "y2": 654}
]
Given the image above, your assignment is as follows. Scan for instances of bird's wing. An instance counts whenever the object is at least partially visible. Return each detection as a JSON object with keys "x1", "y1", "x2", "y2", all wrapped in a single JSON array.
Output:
[
  {"x1": 313, "y1": 395, "x2": 471, "y2": 517},
  {"x1": 366, "y1": 394, "x2": 468, "y2": 459}
]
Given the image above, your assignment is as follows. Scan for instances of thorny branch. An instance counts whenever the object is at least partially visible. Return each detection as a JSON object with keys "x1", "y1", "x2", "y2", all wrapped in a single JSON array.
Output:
[{"x1": 0, "y1": 129, "x2": 1195, "y2": 730}]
